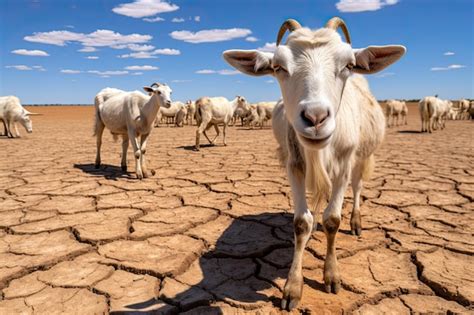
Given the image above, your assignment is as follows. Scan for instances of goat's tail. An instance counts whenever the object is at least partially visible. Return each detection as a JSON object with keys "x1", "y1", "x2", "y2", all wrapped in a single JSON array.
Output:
[
  {"x1": 305, "y1": 150, "x2": 331, "y2": 213},
  {"x1": 362, "y1": 154, "x2": 375, "y2": 181}
]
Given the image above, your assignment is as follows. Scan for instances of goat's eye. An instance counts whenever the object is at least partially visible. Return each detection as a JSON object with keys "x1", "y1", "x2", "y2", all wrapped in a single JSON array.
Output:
[
  {"x1": 157, "y1": 91, "x2": 162, "y2": 95},
  {"x1": 346, "y1": 63, "x2": 355, "y2": 71},
  {"x1": 273, "y1": 65, "x2": 286, "y2": 73}
]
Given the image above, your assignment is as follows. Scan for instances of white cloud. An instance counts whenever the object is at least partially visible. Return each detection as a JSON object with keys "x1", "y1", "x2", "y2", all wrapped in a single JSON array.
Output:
[
  {"x1": 86, "y1": 56, "x2": 99, "y2": 60},
  {"x1": 194, "y1": 16, "x2": 200, "y2": 22},
  {"x1": 6, "y1": 65, "x2": 45, "y2": 71},
  {"x1": 153, "y1": 48, "x2": 180, "y2": 55},
  {"x1": 170, "y1": 28, "x2": 252, "y2": 43},
  {"x1": 336, "y1": 0, "x2": 398, "y2": 13},
  {"x1": 172, "y1": 79, "x2": 192, "y2": 83},
  {"x1": 61, "y1": 69, "x2": 82, "y2": 74},
  {"x1": 131, "y1": 72, "x2": 143, "y2": 75},
  {"x1": 25, "y1": 29, "x2": 151, "y2": 47},
  {"x1": 266, "y1": 80, "x2": 274, "y2": 83},
  {"x1": 118, "y1": 48, "x2": 180, "y2": 58},
  {"x1": 443, "y1": 51, "x2": 455, "y2": 56},
  {"x1": 124, "y1": 65, "x2": 158, "y2": 71},
  {"x1": 375, "y1": 72, "x2": 395, "y2": 78},
  {"x1": 113, "y1": 44, "x2": 155, "y2": 51},
  {"x1": 431, "y1": 64, "x2": 466, "y2": 71},
  {"x1": 78, "y1": 46, "x2": 97, "y2": 52},
  {"x1": 32, "y1": 65, "x2": 46, "y2": 71},
  {"x1": 257, "y1": 42, "x2": 276, "y2": 52},
  {"x1": 245, "y1": 36, "x2": 258, "y2": 42},
  {"x1": 172, "y1": 17, "x2": 185, "y2": 23},
  {"x1": 196, "y1": 69, "x2": 240, "y2": 75},
  {"x1": 11, "y1": 49, "x2": 49, "y2": 57},
  {"x1": 112, "y1": 0, "x2": 179, "y2": 18},
  {"x1": 65, "y1": 25, "x2": 75, "y2": 29},
  {"x1": 88, "y1": 70, "x2": 129, "y2": 77},
  {"x1": 196, "y1": 69, "x2": 215, "y2": 74},
  {"x1": 143, "y1": 16, "x2": 165, "y2": 22}
]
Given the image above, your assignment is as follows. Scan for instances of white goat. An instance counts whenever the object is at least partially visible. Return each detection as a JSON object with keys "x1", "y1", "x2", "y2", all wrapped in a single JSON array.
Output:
[
  {"x1": 186, "y1": 100, "x2": 196, "y2": 125},
  {"x1": 94, "y1": 83, "x2": 172, "y2": 179},
  {"x1": 194, "y1": 96, "x2": 248, "y2": 150},
  {"x1": 419, "y1": 96, "x2": 451, "y2": 133},
  {"x1": 224, "y1": 17, "x2": 405, "y2": 309},
  {"x1": 155, "y1": 101, "x2": 182, "y2": 126},
  {"x1": 249, "y1": 101, "x2": 277, "y2": 128},
  {"x1": 0, "y1": 96, "x2": 38, "y2": 138},
  {"x1": 458, "y1": 99, "x2": 470, "y2": 120},
  {"x1": 175, "y1": 103, "x2": 188, "y2": 127},
  {"x1": 385, "y1": 100, "x2": 407, "y2": 127}
]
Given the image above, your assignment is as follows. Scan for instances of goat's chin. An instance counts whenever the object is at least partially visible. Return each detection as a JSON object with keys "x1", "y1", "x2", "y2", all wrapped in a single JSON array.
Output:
[{"x1": 297, "y1": 133, "x2": 332, "y2": 149}]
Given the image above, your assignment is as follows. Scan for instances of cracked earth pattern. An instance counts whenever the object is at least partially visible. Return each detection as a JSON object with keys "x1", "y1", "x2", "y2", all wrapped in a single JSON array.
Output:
[{"x1": 0, "y1": 104, "x2": 472, "y2": 314}]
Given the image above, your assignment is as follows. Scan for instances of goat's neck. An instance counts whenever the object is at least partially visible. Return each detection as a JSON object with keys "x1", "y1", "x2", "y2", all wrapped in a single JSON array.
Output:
[{"x1": 140, "y1": 94, "x2": 161, "y2": 128}]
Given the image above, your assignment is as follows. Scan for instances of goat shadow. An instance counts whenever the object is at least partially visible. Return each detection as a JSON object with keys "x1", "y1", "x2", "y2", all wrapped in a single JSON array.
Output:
[
  {"x1": 397, "y1": 130, "x2": 423, "y2": 134},
  {"x1": 73, "y1": 163, "x2": 133, "y2": 180},
  {"x1": 119, "y1": 212, "x2": 331, "y2": 314},
  {"x1": 176, "y1": 143, "x2": 216, "y2": 151}
]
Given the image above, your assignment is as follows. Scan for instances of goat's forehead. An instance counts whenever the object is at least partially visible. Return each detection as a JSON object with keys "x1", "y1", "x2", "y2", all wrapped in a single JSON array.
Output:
[{"x1": 277, "y1": 27, "x2": 350, "y2": 59}]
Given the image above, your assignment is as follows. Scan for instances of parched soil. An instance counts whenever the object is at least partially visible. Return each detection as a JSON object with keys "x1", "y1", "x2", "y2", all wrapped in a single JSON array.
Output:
[{"x1": 0, "y1": 105, "x2": 472, "y2": 314}]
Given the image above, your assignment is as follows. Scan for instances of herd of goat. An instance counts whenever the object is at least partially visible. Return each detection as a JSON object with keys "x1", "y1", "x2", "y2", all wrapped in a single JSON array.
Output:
[{"x1": 0, "y1": 17, "x2": 473, "y2": 310}]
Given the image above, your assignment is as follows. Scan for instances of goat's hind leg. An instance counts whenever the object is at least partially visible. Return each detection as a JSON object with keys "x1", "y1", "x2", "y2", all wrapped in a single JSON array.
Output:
[
  {"x1": 94, "y1": 120, "x2": 105, "y2": 168},
  {"x1": 121, "y1": 135, "x2": 129, "y2": 172},
  {"x1": 139, "y1": 133, "x2": 153, "y2": 178}
]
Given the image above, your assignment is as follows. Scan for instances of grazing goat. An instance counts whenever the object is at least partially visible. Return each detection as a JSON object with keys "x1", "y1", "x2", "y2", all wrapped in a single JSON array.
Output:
[
  {"x1": 224, "y1": 17, "x2": 405, "y2": 309},
  {"x1": 0, "y1": 96, "x2": 39, "y2": 138},
  {"x1": 94, "y1": 83, "x2": 172, "y2": 179},
  {"x1": 195, "y1": 96, "x2": 248, "y2": 150},
  {"x1": 419, "y1": 96, "x2": 451, "y2": 133},
  {"x1": 385, "y1": 100, "x2": 407, "y2": 127}
]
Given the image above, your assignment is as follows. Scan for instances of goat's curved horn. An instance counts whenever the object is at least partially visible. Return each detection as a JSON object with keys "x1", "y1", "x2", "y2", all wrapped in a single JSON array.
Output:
[
  {"x1": 276, "y1": 19, "x2": 302, "y2": 46},
  {"x1": 151, "y1": 82, "x2": 160, "y2": 88},
  {"x1": 326, "y1": 17, "x2": 351, "y2": 44}
]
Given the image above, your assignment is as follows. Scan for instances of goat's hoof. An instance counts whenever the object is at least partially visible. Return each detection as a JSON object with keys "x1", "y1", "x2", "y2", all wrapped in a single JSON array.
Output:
[
  {"x1": 121, "y1": 165, "x2": 127, "y2": 172},
  {"x1": 281, "y1": 277, "x2": 303, "y2": 311},
  {"x1": 350, "y1": 215, "x2": 362, "y2": 236},
  {"x1": 324, "y1": 272, "x2": 341, "y2": 294},
  {"x1": 136, "y1": 173, "x2": 143, "y2": 180}
]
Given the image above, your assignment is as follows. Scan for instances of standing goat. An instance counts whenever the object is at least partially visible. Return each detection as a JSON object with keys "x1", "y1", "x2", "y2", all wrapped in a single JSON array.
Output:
[
  {"x1": 94, "y1": 83, "x2": 172, "y2": 179},
  {"x1": 385, "y1": 100, "x2": 407, "y2": 127},
  {"x1": 186, "y1": 100, "x2": 196, "y2": 125},
  {"x1": 419, "y1": 96, "x2": 451, "y2": 133},
  {"x1": 194, "y1": 96, "x2": 248, "y2": 150},
  {"x1": 224, "y1": 17, "x2": 405, "y2": 309},
  {"x1": 0, "y1": 96, "x2": 39, "y2": 138}
]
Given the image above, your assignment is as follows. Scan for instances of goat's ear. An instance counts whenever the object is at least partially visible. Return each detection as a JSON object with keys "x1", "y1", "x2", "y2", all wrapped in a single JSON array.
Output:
[
  {"x1": 352, "y1": 45, "x2": 406, "y2": 74},
  {"x1": 223, "y1": 50, "x2": 274, "y2": 76},
  {"x1": 143, "y1": 86, "x2": 153, "y2": 93}
]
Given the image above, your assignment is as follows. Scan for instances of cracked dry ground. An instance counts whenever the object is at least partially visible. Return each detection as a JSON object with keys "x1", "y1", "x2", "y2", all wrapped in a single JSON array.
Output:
[{"x1": 0, "y1": 105, "x2": 472, "y2": 314}]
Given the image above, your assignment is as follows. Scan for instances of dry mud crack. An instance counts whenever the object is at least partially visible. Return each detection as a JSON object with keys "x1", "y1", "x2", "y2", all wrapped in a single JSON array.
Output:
[{"x1": 0, "y1": 106, "x2": 472, "y2": 314}]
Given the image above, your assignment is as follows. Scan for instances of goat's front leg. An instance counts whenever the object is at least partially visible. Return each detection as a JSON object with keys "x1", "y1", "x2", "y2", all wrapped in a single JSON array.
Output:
[
  {"x1": 323, "y1": 159, "x2": 351, "y2": 294},
  {"x1": 139, "y1": 133, "x2": 152, "y2": 178},
  {"x1": 128, "y1": 129, "x2": 143, "y2": 179},
  {"x1": 222, "y1": 123, "x2": 227, "y2": 146},
  {"x1": 282, "y1": 160, "x2": 313, "y2": 311}
]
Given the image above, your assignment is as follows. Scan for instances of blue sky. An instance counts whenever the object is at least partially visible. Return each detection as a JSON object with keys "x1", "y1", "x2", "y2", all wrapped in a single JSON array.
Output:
[{"x1": 0, "y1": 0, "x2": 472, "y2": 104}]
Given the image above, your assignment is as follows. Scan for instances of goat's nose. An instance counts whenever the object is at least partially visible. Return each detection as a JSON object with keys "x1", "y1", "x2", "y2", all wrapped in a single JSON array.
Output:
[
  {"x1": 166, "y1": 100, "x2": 171, "y2": 106},
  {"x1": 302, "y1": 108, "x2": 330, "y2": 129}
]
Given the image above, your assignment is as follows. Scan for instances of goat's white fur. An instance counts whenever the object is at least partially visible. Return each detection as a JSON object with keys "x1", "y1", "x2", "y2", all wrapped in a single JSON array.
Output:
[
  {"x1": 224, "y1": 21, "x2": 405, "y2": 310},
  {"x1": 93, "y1": 84, "x2": 172, "y2": 179},
  {"x1": 418, "y1": 96, "x2": 451, "y2": 133},
  {"x1": 385, "y1": 100, "x2": 407, "y2": 127},
  {"x1": 194, "y1": 96, "x2": 248, "y2": 150},
  {"x1": 0, "y1": 96, "x2": 36, "y2": 138}
]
